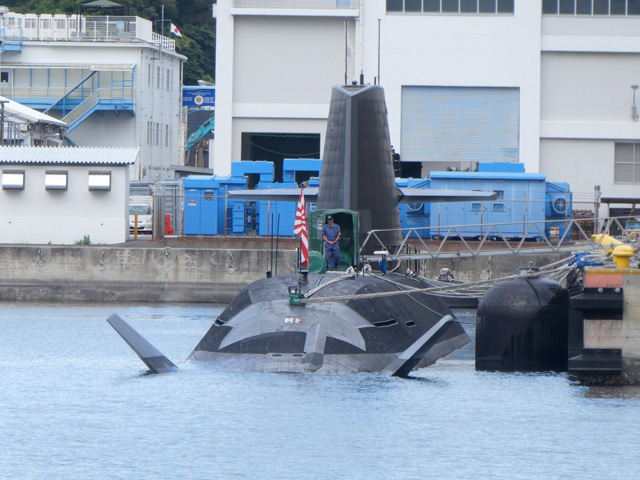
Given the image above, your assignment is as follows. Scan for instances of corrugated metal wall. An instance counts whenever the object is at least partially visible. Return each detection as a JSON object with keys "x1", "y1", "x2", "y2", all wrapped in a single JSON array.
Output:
[{"x1": 400, "y1": 86, "x2": 520, "y2": 163}]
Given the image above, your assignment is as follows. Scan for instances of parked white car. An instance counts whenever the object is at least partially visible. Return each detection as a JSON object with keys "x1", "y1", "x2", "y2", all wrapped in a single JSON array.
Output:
[{"x1": 129, "y1": 204, "x2": 153, "y2": 233}]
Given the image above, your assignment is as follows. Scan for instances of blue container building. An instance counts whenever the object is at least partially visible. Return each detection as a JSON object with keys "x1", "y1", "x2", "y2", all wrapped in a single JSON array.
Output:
[
  {"x1": 429, "y1": 163, "x2": 548, "y2": 239},
  {"x1": 183, "y1": 175, "x2": 246, "y2": 235},
  {"x1": 397, "y1": 178, "x2": 431, "y2": 238},
  {"x1": 182, "y1": 160, "x2": 571, "y2": 241}
]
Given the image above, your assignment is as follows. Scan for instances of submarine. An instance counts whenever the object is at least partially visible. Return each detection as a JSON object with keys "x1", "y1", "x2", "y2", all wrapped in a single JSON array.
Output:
[{"x1": 108, "y1": 83, "x2": 496, "y2": 376}]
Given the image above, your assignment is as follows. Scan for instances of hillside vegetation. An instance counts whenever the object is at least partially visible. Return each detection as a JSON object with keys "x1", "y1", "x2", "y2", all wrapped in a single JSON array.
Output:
[{"x1": 1, "y1": 0, "x2": 216, "y2": 85}]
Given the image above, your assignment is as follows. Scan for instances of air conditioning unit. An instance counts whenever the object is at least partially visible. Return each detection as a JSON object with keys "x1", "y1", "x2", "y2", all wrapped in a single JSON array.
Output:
[{"x1": 545, "y1": 182, "x2": 572, "y2": 220}]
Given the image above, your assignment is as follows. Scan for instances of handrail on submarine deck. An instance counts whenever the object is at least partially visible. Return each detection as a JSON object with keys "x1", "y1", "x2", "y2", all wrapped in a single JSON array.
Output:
[{"x1": 360, "y1": 216, "x2": 636, "y2": 262}]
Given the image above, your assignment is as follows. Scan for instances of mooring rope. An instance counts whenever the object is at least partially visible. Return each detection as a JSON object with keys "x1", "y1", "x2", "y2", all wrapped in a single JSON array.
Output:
[{"x1": 300, "y1": 251, "x2": 610, "y2": 304}]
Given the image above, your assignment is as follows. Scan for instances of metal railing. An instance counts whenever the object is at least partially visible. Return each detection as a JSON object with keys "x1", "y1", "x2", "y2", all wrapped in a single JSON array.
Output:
[
  {"x1": 0, "y1": 14, "x2": 175, "y2": 51},
  {"x1": 61, "y1": 87, "x2": 134, "y2": 126},
  {"x1": 361, "y1": 216, "x2": 637, "y2": 261},
  {"x1": 233, "y1": 0, "x2": 358, "y2": 8}
]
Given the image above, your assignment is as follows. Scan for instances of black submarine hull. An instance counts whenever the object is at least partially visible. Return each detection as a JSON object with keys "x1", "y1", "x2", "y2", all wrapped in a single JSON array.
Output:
[{"x1": 187, "y1": 273, "x2": 470, "y2": 375}]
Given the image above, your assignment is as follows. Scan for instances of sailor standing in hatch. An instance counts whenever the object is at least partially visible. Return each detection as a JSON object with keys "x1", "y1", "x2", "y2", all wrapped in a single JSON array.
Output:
[{"x1": 322, "y1": 215, "x2": 341, "y2": 271}]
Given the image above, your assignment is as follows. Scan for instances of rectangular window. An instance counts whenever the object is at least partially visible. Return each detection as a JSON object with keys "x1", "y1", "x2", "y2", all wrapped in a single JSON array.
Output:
[
  {"x1": 614, "y1": 142, "x2": 640, "y2": 183},
  {"x1": 386, "y1": 0, "x2": 514, "y2": 13},
  {"x1": 577, "y1": 0, "x2": 593, "y2": 14},
  {"x1": 424, "y1": 0, "x2": 440, "y2": 11},
  {"x1": 155, "y1": 122, "x2": 160, "y2": 146},
  {"x1": 479, "y1": 0, "x2": 496, "y2": 12},
  {"x1": 166, "y1": 69, "x2": 171, "y2": 91},
  {"x1": 157, "y1": 66, "x2": 161, "y2": 89},
  {"x1": 471, "y1": 202, "x2": 482, "y2": 212},
  {"x1": 611, "y1": 0, "x2": 626, "y2": 14},
  {"x1": 88, "y1": 170, "x2": 111, "y2": 191},
  {"x1": 609, "y1": 0, "x2": 627, "y2": 15},
  {"x1": 493, "y1": 190, "x2": 504, "y2": 199},
  {"x1": 45, "y1": 170, "x2": 68, "y2": 190},
  {"x1": 148, "y1": 64, "x2": 151, "y2": 88},
  {"x1": 559, "y1": 0, "x2": 575, "y2": 14},
  {"x1": 594, "y1": 0, "x2": 610, "y2": 14},
  {"x1": 405, "y1": 0, "x2": 422, "y2": 12},
  {"x1": 443, "y1": 0, "x2": 459, "y2": 12},
  {"x1": 2, "y1": 169, "x2": 24, "y2": 190},
  {"x1": 387, "y1": 0, "x2": 403, "y2": 11},
  {"x1": 165, "y1": 124, "x2": 170, "y2": 148},
  {"x1": 147, "y1": 121, "x2": 152, "y2": 145},
  {"x1": 0, "y1": 72, "x2": 8, "y2": 83},
  {"x1": 630, "y1": 0, "x2": 640, "y2": 13},
  {"x1": 461, "y1": 0, "x2": 478, "y2": 12},
  {"x1": 497, "y1": 0, "x2": 514, "y2": 12},
  {"x1": 543, "y1": 0, "x2": 558, "y2": 13},
  {"x1": 492, "y1": 203, "x2": 505, "y2": 212}
]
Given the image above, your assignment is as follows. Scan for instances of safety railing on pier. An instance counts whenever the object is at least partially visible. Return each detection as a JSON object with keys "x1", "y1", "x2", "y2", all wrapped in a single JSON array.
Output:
[{"x1": 361, "y1": 216, "x2": 638, "y2": 262}]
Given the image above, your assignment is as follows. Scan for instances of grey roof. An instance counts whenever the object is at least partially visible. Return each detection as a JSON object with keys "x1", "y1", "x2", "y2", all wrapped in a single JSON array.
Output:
[
  {"x1": 0, "y1": 95, "x2": 67, "y2": 127},
  {"x1": 0, "y1": 146, "x2": 138, "y2": 165}
]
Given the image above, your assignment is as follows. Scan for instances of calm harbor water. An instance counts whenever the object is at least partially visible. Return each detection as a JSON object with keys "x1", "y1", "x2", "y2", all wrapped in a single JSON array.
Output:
[{"x1": 1, "y1": 302, "x2": 640, "y2": 479}]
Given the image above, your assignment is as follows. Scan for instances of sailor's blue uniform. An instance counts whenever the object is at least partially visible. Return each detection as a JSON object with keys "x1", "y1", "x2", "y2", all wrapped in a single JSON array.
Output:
[{"x1": 322, "y1": 223, "x2": 341, "y2": 270}]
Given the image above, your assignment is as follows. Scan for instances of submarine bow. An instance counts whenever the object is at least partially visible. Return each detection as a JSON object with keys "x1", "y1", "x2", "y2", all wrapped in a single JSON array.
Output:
[{"x1": 186, "y1": 273, "x2": 470, "y2": 375}]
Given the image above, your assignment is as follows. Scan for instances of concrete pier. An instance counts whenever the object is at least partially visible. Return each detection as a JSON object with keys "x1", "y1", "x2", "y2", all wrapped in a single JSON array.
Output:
[
  {"x1": 0, "y1": 240, "x2": 298, "y2": 304},
  {"x1": 569, "y1": 267, "x2": 640, "y2": 384},
  {"x1": 0, "y1": 238, "x2": 568, "y2": 303}
]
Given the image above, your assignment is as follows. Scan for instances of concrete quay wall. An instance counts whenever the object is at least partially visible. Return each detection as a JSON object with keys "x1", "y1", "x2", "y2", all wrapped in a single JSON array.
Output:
[
  {"x1": 0, "y1": 244, "x2": 298, "y2": 304},
  {"x1": 0, "y1": 242, "x2": 569, "y2": 303}
]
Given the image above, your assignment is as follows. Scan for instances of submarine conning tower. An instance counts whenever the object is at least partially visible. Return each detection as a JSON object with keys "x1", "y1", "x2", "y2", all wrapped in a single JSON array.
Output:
[{"x1": 317, "y1": 85, "x2": 403, "y2": 252}]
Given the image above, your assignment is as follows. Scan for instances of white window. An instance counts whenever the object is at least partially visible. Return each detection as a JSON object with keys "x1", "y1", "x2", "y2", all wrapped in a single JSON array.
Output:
[
  {"x1": 2, "y1": 169, "x2": 24, "y2": 190},
  {"x1": 615, "y1": 142, "x2": 640, "y2": 183},
  {"x1": 45, "y1": 170, "x2": 68, "y2": 190},
  {"x1": 88, "y1": 170, "x2": 111, "y2": 191}
]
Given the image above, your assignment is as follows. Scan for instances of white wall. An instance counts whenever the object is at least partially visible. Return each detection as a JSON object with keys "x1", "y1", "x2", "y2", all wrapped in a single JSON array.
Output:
[
  {"x1": 377, "y1": 1, "x2": 542, "y2": 173},
  {"x1": 540, "y1": 17, "x2": 640, "y2": 203},
  {"x1": 214, "y1": 1, "x2": 640, "y2": 200},
  {"x1": 214, "y1": 1, "x2": 543, "y2": 175},
  {"x1": 1, "y1": 43, "x2": 185, "y2": 183},
  {"x1": 0, "y1": 163, "x2": 130, "y2": 245}
]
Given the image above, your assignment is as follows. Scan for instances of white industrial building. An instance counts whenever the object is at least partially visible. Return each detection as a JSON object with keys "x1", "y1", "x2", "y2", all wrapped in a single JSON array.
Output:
[
  {"x1": 213, "y1": 0, "x2": 640, "y2": 207},
  {"x1": 0, "y1": 9, "x2": 186, "y2": 183},
  {"x1": 0, "y1": 146, "x2": 136, "y2": 244}
]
